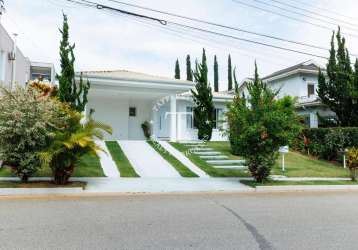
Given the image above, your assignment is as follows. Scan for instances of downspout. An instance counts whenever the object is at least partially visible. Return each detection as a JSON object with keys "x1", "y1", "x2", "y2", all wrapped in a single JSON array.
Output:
[{"x1": 10, "y1": 33, "x2": 17, "y2": 89}]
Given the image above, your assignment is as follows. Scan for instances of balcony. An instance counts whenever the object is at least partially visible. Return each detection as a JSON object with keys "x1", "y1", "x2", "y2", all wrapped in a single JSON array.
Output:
[{"x1": 297, "y1": 95, "x2": 321, "y2": 105}]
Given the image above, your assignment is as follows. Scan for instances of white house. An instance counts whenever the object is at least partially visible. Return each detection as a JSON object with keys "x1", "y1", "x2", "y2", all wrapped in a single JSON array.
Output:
[
  {"x1": 81, "y1": 70, "x2": 233, "y2": 141},
  {"x1": 238, "y1": 60, "x2": 335, "y2": 128}
]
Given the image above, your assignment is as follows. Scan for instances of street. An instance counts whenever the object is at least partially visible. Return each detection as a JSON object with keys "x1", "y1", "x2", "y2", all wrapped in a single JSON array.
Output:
[{"x1": 1, "y1": 192, "x2": 358, "y2": 250}]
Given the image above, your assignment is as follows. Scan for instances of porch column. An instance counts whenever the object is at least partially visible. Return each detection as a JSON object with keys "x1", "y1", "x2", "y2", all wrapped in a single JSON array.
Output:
[{"x1": 170, "y1": 95, "x2": 177, "y2": 142}]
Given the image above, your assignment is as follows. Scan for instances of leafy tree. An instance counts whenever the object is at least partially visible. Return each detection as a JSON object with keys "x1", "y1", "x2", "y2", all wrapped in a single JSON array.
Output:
[
  {"x1": 214, "y1": 55, "x2": 219, "y2": 92},
  {"x1": 57, "y1": 13, "x2": 90, "y2": 112},
  {"x1": 0, "y1": 85, "x2": 64, "y2": 182},
  {"x1": 228, "y1": 54, "x2": 233, "y2": 91},
  {"x1": 191, "y1": 49, "x2": 215, "y2": 141},
  {"x1": 318, "y1": 28, "x2": 358, "y2": 126},
  {"x1": 227, "y1": 63, "x2": 301, "y2": 182},
  {"x1": 233, "y1": 67, "x2": 239, "y2": 94},
  {"x1": 186, "y1": 55, "x2": 193, "y2": 81},
  {"x1": 175, "y1": 58, "x2": 181, "y2": 79}
]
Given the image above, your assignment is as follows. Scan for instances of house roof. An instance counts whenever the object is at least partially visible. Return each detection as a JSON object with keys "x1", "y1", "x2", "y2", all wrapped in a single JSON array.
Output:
[
  {"x1": 78, "y1": 69, "x2": 193, "y2": 85},
  {"x1": 262, "y1": 60, "x2": 323, "y2": 81}
]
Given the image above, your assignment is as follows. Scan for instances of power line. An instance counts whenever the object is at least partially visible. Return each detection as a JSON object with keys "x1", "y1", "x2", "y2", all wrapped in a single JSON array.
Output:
[
  {"x1": 267, "y1": 0, "x2": 358, "y2": 28},
  {"x1": 251, "y1": 0, "x2": 358, "y2": 33},
  {"x1": 102, "y1": 0, "x2": 332, "y2": 53},
  {"x1": 65, "y1": 0, "x2": 329, "y2": 60},
  {"x1": 284, "y1": 0, "x2": 358, "y2": 22},
  {"x1": 231, "y1": 0, "x2": 358, "y2": 39}
]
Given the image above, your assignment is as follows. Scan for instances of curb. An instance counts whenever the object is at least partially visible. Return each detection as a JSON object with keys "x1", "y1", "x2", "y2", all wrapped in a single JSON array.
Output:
[{"x1": 255, "y1": 185, "x2": 358, "y2": 192}]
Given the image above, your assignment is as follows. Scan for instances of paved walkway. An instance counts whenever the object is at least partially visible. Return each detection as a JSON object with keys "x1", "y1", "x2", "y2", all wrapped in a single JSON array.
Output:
[
  {"x1": 158, "y1": 141, "x2": 209, "y2": 178},
  {"x1": 117, "y1": 140, "x2": 181, "y2": 178},
  {"x1": 96, "y1": 141, "x2": 120, "y2": 178}
]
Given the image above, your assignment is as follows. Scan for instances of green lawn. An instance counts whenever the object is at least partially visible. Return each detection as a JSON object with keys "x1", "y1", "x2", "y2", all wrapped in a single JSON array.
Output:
[
  {"x1": 147, "y1": 141, "x2": 198, "y2": 177},
  {"x1": 206, "y1": 141, "x2": 350, "y2": 178},
  {"x1": 241, "y1": 180, "x2": 357, "y2": 188},
  {"x1": 105, "y1": 141, "x2": 139, "y2": 177},
  {"x1": 170, "y1": 142, "x2": 250, "y2": 177},
  {"x1": 0, "y1": 153, "x2": 105, "y2": 178}
]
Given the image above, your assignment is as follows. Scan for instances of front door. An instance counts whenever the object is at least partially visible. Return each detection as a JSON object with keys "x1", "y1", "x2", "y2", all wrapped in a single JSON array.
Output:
[
  {"x1": 157, "y1": 106, "x2": 170, "y2": 139},
  {"x1": 128, "y1": 106, "x2": 143, "y2": 140}
]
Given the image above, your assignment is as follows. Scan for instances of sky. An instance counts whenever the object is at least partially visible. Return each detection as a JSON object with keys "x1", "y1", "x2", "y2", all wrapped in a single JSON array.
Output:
[{"x1": 1, "y1": 0, "x2": 358, "y2": 91}]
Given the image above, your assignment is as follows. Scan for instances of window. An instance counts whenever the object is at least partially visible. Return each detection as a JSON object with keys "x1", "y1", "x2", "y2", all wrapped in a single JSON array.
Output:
[
  {"x1": 213, "y1": 108, "x2": 224, "y2": 129},
  {"x1": 0, "y1": 50, "x2": 5, "y2": 82},
  {"x1": 129, "y1": 107, "x2": 136, "y2": 117},
  {"x1": 186, "y1": 107, "x2": 194, "y2": 129},
  {"x1": 307, "y1": 84, "x2": 315, "y2": 97}
]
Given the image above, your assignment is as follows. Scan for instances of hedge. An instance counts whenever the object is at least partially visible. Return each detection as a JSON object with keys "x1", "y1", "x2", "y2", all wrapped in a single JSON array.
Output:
[{"x1": 292, "y1": 127, "x2": 358, "y2": 161}]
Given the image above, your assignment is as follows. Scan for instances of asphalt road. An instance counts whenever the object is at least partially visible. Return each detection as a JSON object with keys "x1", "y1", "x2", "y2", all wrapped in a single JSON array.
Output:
[{"x1": 1, "y1": 192, "x2": 358, "y2": 250}]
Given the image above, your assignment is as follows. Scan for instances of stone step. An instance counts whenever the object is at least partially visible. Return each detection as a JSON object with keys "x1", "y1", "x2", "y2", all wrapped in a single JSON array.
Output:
[
  {"x1": 181, "y1": 141, "x2": 204, "y2": 144},
  {"x1": 200, "y1": 155, "x2": 228, "y2": 160},
  {"x1": 185, "y1": 144, "x2": 207, "y2": 147},
  {"x1": 194, "y1": 151, "x2": 221, "y2": 155},
  {"x1": 206, "y1": 159, "x2": 246, "y2": 165},
  {"x1": 212, "y1": 165, "x2": 248, "y2": 170},
  {"x1": 191, "y1": 148, "x2": 213, "y2": 151}
]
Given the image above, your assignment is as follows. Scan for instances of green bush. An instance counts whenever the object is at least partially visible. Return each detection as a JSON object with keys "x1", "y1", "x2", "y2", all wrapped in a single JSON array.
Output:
[
  {"x1": 293, "y1": 127, "x2": 358, "y2": 161},
  {"x1": 347, "y1": 148, "x2": 358, "y2": 181},
  {"x1": 226, "y1": 63, "x2": 302, "y2": 182},
  {"x1": 0, "y1": 86, "x2": 63, "y2": 182}
]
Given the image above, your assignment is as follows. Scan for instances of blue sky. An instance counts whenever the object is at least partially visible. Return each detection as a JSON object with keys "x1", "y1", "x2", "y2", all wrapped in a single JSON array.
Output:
[{"x1": 2, "y1": 0, "x2": 358, "y2": 91}]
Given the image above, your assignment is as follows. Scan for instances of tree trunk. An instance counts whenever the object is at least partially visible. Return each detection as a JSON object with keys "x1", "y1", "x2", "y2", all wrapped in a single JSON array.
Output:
[{"x1": 53, "y1": 164, "x2": 75, "y2": 185}]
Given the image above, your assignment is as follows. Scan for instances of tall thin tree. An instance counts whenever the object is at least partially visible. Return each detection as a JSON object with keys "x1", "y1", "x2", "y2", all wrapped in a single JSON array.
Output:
[
  {"x1": 174, "y1": 59, "x2": 181, "y2": 79},
  {"x1": 57, "y1": 13, "x2": 89, "y2": 112},
  {"x1": 228, "y1": 54, "x2": 233, "y2": 91},
  {"x1": 214, "y1": 55, "x2": 219, "y2": 92},
  {"x1": 186, "y1": 55, "x2": 193, "y2": 81}
]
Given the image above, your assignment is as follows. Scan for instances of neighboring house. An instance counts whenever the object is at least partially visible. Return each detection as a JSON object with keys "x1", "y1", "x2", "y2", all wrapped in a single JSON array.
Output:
[
  {"x1": 0, "y1": 22, "x2": 55, "y2": 87},
  {"x1": 238, "y1": 60, "x2": 335, "y2": 128},
  {"x1": 0, "y1": 22, "x2": 30, "y2": 87},
  {"x1": 80, "y1": 70, "x2": 233, "y2": 141}
]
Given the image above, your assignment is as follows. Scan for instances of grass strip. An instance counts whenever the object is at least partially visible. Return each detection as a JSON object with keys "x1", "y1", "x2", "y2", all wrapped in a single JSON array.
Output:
[
  {"x1": 105, "y1": 141, "x2": 139, "y2": 177},
  {"x1": 241, "y1": 180, "x2": 358, "y2": 188},
  {"x1": 170, "y1": 143, "x2": 250, "y2": 177},
  {"x1": 0, "y1": 181, "x2": 86, "y2": 189},
  {"x1": 147, "y1": 141, "x2": 198, "y2": 177}
]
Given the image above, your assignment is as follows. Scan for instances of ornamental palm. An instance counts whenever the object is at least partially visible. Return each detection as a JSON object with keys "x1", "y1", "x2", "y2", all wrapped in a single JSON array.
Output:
[{"x1": 39, "y1": 109, "x2": 112, "y2": 185}]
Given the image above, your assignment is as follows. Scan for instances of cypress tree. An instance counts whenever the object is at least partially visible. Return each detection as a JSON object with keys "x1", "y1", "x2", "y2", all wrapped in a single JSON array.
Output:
[
  {"x1": 233, "y1": 67, "x2": 239, "y2": 94},
  {"x1": 191, "y1": 52, "x2": 214, "y2": 141},
  {"x1": 214, "y1": 55, "x2": 219, "y2": 92},
  {"x1": 317, "y1": 27, "x2": 357, "y2": 126},
  {"x1": 186, "y1": 55, "x2": 193, "y2": 81},
  {"x1": 57, "y1": 13, "x2": 90, "y2": 112},
  {"x1": 228, "y1": 54, "x2": 233, "y2": 91},
  {"x1": 175, "y1": 59, "x2": 181, "y2": 79}
]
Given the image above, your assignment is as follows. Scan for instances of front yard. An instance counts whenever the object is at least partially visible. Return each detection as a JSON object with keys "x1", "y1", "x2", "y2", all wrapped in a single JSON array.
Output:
[
  {"x1": 0, "y1": 153, "x2": 105, "y2": 178},
  {"x1": 207, "y1": 141, "x2": 350, "y2": 178}
]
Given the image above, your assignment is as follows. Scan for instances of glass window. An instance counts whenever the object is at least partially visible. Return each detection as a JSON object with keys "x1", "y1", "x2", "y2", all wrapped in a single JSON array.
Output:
[
  {"x1": 213, "y1": 108, "x2": 224, "y2": 129},
  {"x1": 307, "y1": 84, "x2": 315, "y2": 97},
  {"x1": 129, "y1": 107, "x2": 136, "y2": 117},
  {"x1": 186, "y1": 107, "x2": 194, "y2": 129}
]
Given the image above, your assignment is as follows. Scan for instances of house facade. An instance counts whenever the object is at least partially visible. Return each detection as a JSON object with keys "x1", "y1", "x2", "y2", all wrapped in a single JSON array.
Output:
[
  {"x1": 239, "y1": 60, "x2": 335, "y2": 128},
  {"x1": 81, "y1": 70, "x2": 232, "y2": 141}
]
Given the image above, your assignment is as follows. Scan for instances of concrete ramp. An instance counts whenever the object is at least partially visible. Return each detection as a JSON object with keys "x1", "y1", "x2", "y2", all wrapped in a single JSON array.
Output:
[{"x1": 117, "y1": 140, "x2": 181, "y2": 178}]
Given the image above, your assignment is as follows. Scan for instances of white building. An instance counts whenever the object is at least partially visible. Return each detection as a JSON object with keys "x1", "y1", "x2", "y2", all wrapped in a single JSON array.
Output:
[
  {"x1": 81, "y1": 70, "x2": 233, "y2": 141},
  {"x1": 238, "y1": 60, "x2": 335, "y2": 128}
]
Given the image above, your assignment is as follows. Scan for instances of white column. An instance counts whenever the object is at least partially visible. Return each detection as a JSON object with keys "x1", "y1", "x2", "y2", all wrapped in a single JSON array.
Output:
[{"x1": 170, "y1": 95, "x2": 177, "y2": 142}]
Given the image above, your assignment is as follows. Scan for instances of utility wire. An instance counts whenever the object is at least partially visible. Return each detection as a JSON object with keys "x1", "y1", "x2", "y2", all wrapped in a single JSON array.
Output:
[
  {"x1": 267, "y1": 0, "x2": 358, "y2": 28},
  {"x1": 232, "y1": 0, "x2": 358, "y2": 39},
  {"x1": 252, "y1": 0, "x2": 358, "y2": 33},
  {"x1": 66, "y1": 0, "x2": 329, "y2": 60},
  {"x1": 103, "y1": 0, "x2": 331, "y2": 52}
]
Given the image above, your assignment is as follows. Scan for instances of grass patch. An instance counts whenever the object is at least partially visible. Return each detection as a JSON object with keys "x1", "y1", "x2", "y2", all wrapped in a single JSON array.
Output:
[
  {"x1": 272, "y1": 151, "x2": 349, "y2": 178},
  {"x1": 241, "y1": 180, "x2": 358, "y2": 188},
  {"x1": 105, "y1": 141, "x2": 139, "y2": 177},
  {"x1": 0, "y1": 153, "x2": 105, "y2": 178},
  {"x1": 170, "y1": 143, "x2": 250, "y2": 177},
  {"x1": 206, "y1": 142, "x2": 349, "y2": 178},
  {"x1": 0, "y1": 181, "x2": 86, "y2": 189},
  {"x1": 147, "y1": 141, "x2": 198, "y2": 177}
]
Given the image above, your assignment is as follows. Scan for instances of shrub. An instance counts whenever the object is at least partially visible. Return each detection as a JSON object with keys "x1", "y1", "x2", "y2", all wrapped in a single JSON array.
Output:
[
  {"x1": 0, "y1": 86, "x2": 64, "y2": 182},
  {"x1": 141, "y1": 121, "x2": 151, "y2": 139},
  {"x1": 226, "y1": 63, "x2": 302, "y2": 182},
  {"x1": 347, "y1": 148, "x2": 358, "y2": 181},
  {"x1": 293, "y1": 127, "x2": 358, "y2": 161}
]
